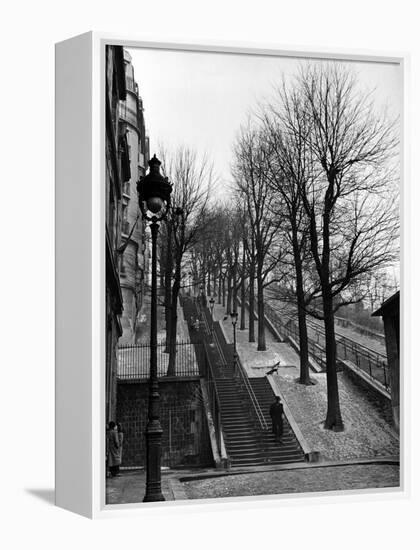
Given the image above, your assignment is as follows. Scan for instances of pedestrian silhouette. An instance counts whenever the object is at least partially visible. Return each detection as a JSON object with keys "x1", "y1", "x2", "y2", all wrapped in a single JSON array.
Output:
[
  {"x1": 117, "y1": 423, "x2": 124, "y2": 467},
  {"x1": 269, "y1": 396, "x2": 284, "y2": 444},
  {"x1": 107, "y1": 421, "x2": 121, "y2": 476}
]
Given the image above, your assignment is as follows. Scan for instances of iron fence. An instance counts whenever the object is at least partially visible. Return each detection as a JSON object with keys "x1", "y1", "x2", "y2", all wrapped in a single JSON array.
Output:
[
  {"x1": 118, "y1": 341, "x2": 202, "y2": 380},
  {"x1": 264, "y1": 302, "x2": 390, "y2": 393}
]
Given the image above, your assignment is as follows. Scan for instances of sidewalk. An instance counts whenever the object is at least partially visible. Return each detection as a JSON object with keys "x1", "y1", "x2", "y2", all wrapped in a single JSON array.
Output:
[
  {"x1": 106, "y1": 469, "x2": 186, "y2": 504},
  {"x1": 182, "y1": 462, "x2": 399, "y2": 500},
  {"x1": 212, "y1": 300, "x2": 299, "y2": 377},
  {"x1": 106, "y1": 457, "x2": 400, "y2": 504}
]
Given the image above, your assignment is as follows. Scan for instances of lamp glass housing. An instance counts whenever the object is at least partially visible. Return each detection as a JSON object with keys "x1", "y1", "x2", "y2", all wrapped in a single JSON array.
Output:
[
  {"x1": 146, "y1": 196, "x2": 164, "y2": 214},
  {"x1": 230, "y1": 311, "x2": 238, "y2": 325}
]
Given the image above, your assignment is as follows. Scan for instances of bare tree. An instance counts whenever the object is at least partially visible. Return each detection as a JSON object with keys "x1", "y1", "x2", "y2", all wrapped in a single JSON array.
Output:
[
  {"x1": 292, "y1": 63, "x2": 398, "y2": 430},
  {"x1": 233, "y1": 124, "x2": 284, "y2": 351},
  {"x1": 261, "y1": 88, "x2": 316, "y2": 385},
  {"x1": 161, "y1": 146, "x2": 215, "y2": 376}
]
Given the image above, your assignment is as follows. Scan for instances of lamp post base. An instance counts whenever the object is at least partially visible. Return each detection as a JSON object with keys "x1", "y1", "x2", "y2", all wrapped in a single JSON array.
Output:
[
  {"x1": 143, "y1": 492, "x2": 165, "y2": 503},
  {"x1": 143, "y1": 422, "x2": 165, "y2": 502}
]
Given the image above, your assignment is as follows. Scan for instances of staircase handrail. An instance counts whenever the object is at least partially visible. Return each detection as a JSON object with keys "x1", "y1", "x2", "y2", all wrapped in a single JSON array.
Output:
[
  {"x1": 200, "y1": 299, "x2": 268, "y2": 431},
  {"x1": 202, "y1": 342, "x2": 225, "y2": 455},
  {"x1": 235, "y1": 356, "x2": 269, "y2": 431}
]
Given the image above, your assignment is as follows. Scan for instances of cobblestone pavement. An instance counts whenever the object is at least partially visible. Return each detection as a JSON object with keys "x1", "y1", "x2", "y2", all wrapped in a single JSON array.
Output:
[
  {"x1": 272, "y1": 371, "x2": 399, "y2": 461},
  {"x1": 182, "y1": 463, "x2": 400, "y2": 500},
  {"x1": 105, "y1": 461, "x2": 399, "y2": 504},
  {"x1": 106, "y1": 470, "x2": 176, "y2": 504}
]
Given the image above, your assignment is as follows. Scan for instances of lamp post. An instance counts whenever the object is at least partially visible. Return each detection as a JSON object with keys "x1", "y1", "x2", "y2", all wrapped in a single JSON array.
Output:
[
  {"x1": 199, "y1": 284, "x2": 205, "y2": 308},
  {"x1": 230, "y1": 310, "x2": 238, "y2": 375},
  {"x1": 137, "y1": 154, "x2": 172, "y2": 502},
  {"x1": 209, "y1": 297, "x2": 215, "y2": 340}
]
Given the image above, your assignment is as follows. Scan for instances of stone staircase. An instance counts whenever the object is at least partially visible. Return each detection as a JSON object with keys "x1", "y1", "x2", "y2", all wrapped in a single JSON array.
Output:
[
  {"x1": 181, "y1": 295, "x2": 306, "y2": 468},
  {"x1": 215, "y1": 376, "x2": 305, "y2": 467},
  {"x1": 216, "y1": 377, "x2": 265, "y2": 467},
  {"x1": 249, "y1": 377, "x2": 306, "y2": 465}
]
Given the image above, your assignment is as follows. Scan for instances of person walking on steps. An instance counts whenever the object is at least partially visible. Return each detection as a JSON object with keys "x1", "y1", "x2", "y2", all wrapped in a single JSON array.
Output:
[
  {"x1": 107, "y1": 421, "x2": 121, "y2": 476},
  {"x1": 270, "y1": 396, "x2": 284, "y2": 444},
  {"x1": 117, "y1": 423, "x2": 124, "y2": 468}
]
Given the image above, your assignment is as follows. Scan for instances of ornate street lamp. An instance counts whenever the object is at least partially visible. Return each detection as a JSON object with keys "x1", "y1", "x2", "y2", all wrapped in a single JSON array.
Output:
[
  {"x1": 209, "y1": 297, "x2": 215, "y2": 340},
  {"x1": 137, "y1": 154, "x2": 172, "y2": 502},
  {"x1": 230, "y1": 310, "x2": 239, "y2": 375}
]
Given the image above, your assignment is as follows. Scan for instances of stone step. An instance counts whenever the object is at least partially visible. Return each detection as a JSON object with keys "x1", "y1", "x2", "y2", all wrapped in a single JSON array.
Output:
[
  {"x1": 223, "y1": 427, "x2": 255, "y2": 433},
  {"x1": 227, "y1": 449, "x2": 263, "y2": 458},
  {"x1": 227, "y1": 445, "x2": 262, "y2": 453}
]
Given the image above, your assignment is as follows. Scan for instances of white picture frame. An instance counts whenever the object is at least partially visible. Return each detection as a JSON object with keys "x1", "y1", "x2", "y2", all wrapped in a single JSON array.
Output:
[{"x1": 55, "y1": 31, "x2": 408, "y2": 519}]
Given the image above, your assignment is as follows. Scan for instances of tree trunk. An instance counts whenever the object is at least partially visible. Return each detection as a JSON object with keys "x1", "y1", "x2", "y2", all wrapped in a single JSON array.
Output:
[
  {"x1": 226, "y1": 274, "x2": 232, "y2": 315},
  {"x1": 207, "y1": 266, "x2": 211, "y2": 296},
  {"x1": 256, "y1": 261, "x2": 266, "y2": 351},
  {"x1": 212, "y1": 268, "x2": 217, "y2": 298},
  {"x1": 248, "y1": 264, "x2": 255, "y2": 343},
  {"x1": 222, "y1": 276, "x2": 226, "y2": 308},
  {"x1": 218, "y1": 272, "x2": 222, "y2": 304},
  {"x1": 232, "y1": 261, "x2": 238, "y2": 313},
  {"x1": 167, "y1": 263, "x2": 181, "y2": 376},
  {"x1": 240, "y1": 248, "x2": 246, "y2": 330},
  {"x1": 291, "y1": 228, "x2": 311, "y2": 384},
  {"x1": 164, "y1": 226, "x2": 173, "y2": 351},
  {"x1": 297, "y1": 297, "x2": 311, "y2": 384},
  {"x1": 323, "y1": 288, "x2": 344, "y2": 431}
]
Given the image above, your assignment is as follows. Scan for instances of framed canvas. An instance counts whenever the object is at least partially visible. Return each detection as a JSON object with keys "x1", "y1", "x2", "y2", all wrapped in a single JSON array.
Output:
[{"x1": 55, "y1": 32, "x2": 407, "y2": 519}]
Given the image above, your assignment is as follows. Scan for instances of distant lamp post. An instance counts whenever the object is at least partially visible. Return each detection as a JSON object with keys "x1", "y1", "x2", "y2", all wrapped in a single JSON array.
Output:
[
  {"x1": 209, "y1": 297, "x2": 215, "y2": 340},
  {"x1": 199, "y1": 284, "x2": 206, "y2": 307},
  {"x1": 187, "y1": 271, "x2": 192, "y2": 295},
  {"x1": 230, "y1": 310, "x2": 239, "y2": 375},
  {"x1": 137, "y1": 154, "x2": 172, "y2": 502}
]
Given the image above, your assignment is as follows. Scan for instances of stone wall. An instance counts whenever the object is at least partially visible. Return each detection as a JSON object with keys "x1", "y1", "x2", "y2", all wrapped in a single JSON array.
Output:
[{"x1": 116, "y1": 379, "x2": 213, "y2": 468}]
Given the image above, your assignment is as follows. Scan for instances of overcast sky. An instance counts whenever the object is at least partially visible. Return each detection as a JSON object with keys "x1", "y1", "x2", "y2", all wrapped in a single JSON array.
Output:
[{"x1": 128, "y1": 47, "x2": 402, "y2": 194}]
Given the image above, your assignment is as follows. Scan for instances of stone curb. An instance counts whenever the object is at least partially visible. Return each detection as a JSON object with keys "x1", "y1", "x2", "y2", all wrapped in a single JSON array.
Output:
[
  {"x1": 177, "y1": 456, "x2": 400, "y2": 483},
  {"x1": 267, "y1": 374, "x2": 319, "y2": 462},
  {"x1": 169, "y1": 478, "x2": 189, "y2": 500}
]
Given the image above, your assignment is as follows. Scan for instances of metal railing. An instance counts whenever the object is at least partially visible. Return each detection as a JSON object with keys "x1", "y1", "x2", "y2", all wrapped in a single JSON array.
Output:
[
  {"x1": 117, "y1": 341, "x2": 201, "y2": 379},
  {"x1": 234, "y1": 357, "x2": 269, "y2": 431},
  {"x1": 203, "y1": 307, "x2": 268, "y2": 436},
  {"x1": 264, "y1": 302, "x2": 390, "y2": 393},
  {"x1": 201, "y1": 344, "x2": 224, "y2": 455}
]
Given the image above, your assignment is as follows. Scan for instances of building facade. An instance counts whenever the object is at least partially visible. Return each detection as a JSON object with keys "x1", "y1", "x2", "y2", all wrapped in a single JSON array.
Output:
[
  {"x1": 118, "y1": 50, "x2": 149, "y2": 345},
  {"x1": 105, "y1": 45, "x2": 130, "y2": 422},
  {"x1": 373, "y1": 291, "x2": 400, "y2": 430}
]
